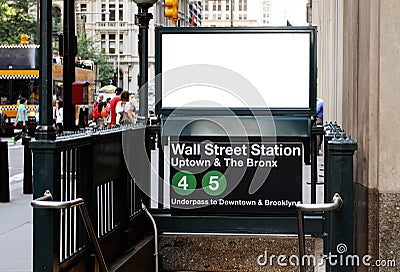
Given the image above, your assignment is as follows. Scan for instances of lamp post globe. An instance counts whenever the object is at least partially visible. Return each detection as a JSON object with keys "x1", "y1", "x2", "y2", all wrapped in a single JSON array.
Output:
[{"x1": 133, "y1": 0, "x2": 158, "y2": 5}]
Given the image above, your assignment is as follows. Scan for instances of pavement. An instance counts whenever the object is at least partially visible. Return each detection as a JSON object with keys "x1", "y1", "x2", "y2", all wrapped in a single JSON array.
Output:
[
  {"x1": 0, "y1": 138, "x2": 32, "y2": 272},
  {"x1": 0, "y1": 188, "x2": 33, "y2": 272}
]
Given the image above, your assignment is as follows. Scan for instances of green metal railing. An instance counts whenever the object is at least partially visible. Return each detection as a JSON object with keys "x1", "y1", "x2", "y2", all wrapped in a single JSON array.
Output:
[
  {"x1": 30, "y1": 125, "x2": 151, "y2": 272},
  {"x1": 32, "y1": 190, "x2": 108, "y2": 272},
  {"x1": 296, "y1": 122, "x2": 357, "y2": 272}
]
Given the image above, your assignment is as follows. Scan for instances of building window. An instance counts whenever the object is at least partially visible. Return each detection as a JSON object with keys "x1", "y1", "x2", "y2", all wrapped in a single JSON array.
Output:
[
  {"x1": 109, "y1": 4, "x2": 116, "y2": 21},
  {"x1": 205, "y1": 14, "x2": 208, "y2": 20},
  {"x1": 217, "y1": 14, "x2": 221, "y2": 20},
  {"x1": 119, "y1": 4, "x2": 123, "y2": 21},
  {"x1": 239, "y1": 14, "x2": 242, "y2": 20},
  {"x1": 212, "y1": 14, "x2": 216, "y2": 20},
  {"x1": 119, "y1": 34, "x2": 123, "y2": 54},
  {"x1": 101, "y1": 4, "x2": 106, "y2": 21},
  {"x1": 213, "y1": 1, "x2": 216, "y2": 11},
  {"x1": 80, "y1": 4, "x2": 87, "y2": 12},
  {"x1": 101, "y1": 34, "x2": 106, "y2": 53},
  {"x1": 226, "y1": 14, "x2": 229, "y2": 20},
  {"x1": 52, "y1": 6, "x2": 61, "y2": 26},
  {"x1": 226, "y1": 3, "x2": 229, "y2": 11},
  {"x1": 205, "y1": 3, "x2": 208, "y2": 11},
  {"x1": 243, "y1": 14, "x2": 247, "y2": 20},
  {"x1": 109, "y1": 34, "x2": 116, "y2": 54}
]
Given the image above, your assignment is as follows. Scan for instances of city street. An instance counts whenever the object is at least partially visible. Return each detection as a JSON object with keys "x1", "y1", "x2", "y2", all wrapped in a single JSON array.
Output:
[{"x1": 0, "y1": 137, "x2": 32, "y2": 272}]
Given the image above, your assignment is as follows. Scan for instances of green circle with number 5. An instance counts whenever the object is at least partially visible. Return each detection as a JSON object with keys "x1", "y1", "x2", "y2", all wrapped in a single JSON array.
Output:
[
  {"x1": 202, "y1": 170, "x2": 227, "y2": 196},
  {"x1": 171, "y1": 171, "x2": 196, "y2": 196}
]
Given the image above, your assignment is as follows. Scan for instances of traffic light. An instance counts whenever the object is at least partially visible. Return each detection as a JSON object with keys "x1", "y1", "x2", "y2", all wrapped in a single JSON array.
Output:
[
  {"x1": 165, "y1": 0, "x2": 178, "y2": 25},
  {"x1": 20, "y1": 34, "x2": 29, "y2": 45}
]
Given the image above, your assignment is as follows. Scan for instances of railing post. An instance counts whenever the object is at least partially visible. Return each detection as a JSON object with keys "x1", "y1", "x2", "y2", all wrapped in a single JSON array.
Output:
[
  {"x1": 22, "y1": 136, "x2": 33, "y2": 194},
  {"x1": 311, "y1": 124, "x2": 324, "y2": 203},
  {"x1": 77, "y1": 136, "x2": 97, "y2": 271},
  {"x1": 30, "y1": 142, "x2": 61, "y2": 272},
  {"x1": 323, "y1": 122, "x2": 338, "y2": 214},
  {"x1": 0, "y1": 140, "x2": 10, "y2": 202},
  {"x1": 325, "y1": 132, "x2": 357, "y2": 272}
]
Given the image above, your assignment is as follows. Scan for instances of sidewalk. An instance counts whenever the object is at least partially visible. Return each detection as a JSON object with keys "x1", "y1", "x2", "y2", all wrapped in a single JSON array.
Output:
[{"x1": 0, "y1": 187, "x2": 33, "y2": 272}]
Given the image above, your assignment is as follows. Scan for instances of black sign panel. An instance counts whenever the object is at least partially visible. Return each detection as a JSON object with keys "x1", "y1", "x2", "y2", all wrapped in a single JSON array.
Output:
[
  {"x1": 0, "y1": 47, "x2": 39, "y2": 69},
  {"x1": 169, "y1": 138, "x2": 302, "y2": 215}
]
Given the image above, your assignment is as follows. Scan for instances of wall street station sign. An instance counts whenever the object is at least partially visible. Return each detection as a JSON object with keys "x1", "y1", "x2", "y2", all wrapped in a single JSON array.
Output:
[{"x1": 169, "y1": 138, "x2": 303, "y2": 215}]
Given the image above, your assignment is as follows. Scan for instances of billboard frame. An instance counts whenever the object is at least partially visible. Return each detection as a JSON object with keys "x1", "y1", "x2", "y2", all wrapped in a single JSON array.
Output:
[{"x1": 155, "y1": 26, "x2": 317, "y2": 117}]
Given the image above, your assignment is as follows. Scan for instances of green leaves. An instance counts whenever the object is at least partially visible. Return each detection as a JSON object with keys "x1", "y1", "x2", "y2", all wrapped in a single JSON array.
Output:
[
  {"x1": 77, "y1": 34, "x2": 113, "y2": 86},
  {"x1": 0, "y1": 0, "x2": 37, "y2": 45}
]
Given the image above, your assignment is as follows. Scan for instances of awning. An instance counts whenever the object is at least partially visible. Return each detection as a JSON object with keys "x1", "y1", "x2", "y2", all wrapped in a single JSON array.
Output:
[
  {"x1": 99, "y1": 85, "x2": 117, "y2": 93},
  {"x1": 0, "y1": 69, "x2": 39, "y2": 79}
]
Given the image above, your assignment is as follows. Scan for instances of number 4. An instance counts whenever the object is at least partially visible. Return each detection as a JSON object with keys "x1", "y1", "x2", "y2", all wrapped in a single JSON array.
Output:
[{"x1": 178, "y1": 176, "x2": 188, "y2": 190}]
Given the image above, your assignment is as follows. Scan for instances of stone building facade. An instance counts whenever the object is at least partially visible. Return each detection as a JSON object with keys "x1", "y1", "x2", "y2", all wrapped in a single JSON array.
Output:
[{"x1": 312, "y1": 0, "x2": 399, "y2": 269}]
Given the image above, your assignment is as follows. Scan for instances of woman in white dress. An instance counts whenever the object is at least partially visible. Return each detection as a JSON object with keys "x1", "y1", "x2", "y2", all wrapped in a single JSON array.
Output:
[{"x1": 116, "y1": 90, "x2": 136, "y2": 125}]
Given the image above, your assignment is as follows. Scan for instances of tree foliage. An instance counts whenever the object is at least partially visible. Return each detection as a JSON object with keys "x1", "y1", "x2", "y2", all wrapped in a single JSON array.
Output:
[
  {"x1": 0, "y1": 1, "x2": 113, "y2": 86},
  {"x1": 0, "y1": 0, "x2": 37, "y2": 44},
  {"x1": 77, "y1": 34, "x2": 113, "y2": 86}
]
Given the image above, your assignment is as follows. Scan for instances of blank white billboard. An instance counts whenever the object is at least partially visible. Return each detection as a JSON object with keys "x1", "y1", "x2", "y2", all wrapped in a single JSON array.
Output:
[{"x1": 160, "y1": 31, "x2": 312, "y2": 110}]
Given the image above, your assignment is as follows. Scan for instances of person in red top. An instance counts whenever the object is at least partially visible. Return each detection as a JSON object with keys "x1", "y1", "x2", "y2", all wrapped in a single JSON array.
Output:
[{"x1": 109, "y1": 87, "x2": 123, "y2": 127}]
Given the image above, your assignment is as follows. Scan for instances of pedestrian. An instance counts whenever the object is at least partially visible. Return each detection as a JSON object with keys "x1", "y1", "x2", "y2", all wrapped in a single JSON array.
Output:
[
  {"x1": 316, "y1": 98, "x2": 324, "y2": 154},
  {"x1": 96, "y1": 94, "x2": 106, "y2": 127},
  {"x1": 101, "y1": 97, "x2": 110, "y2": 122},
  {"x1": 53, "y1": 99, "x2": 57, "y2": 127},
  {"x1": 35, "y1": 105, "x2": 39, "y2": 124},
  {"x1": 129, "y1": 94, "x2": 138, "y2": 120},
  {"x1": 109, "y1": 87, "x2": 123, "y2": 128},
  {"x1": 55, "y1": 100, "x2": 63, "y2": 135},
  {"x1": 12, "y1": 97, "x2": 28, "y2": 144},
  {"x1": 116, "y1": 91, "x2": 136, "y2": 125}
]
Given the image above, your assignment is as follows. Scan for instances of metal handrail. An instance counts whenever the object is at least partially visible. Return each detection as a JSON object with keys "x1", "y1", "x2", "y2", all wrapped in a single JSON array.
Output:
[
  {"x1": 295, "y1": 193, "x2": 343, "y2": 272},
  {"x1": 296, "y1": 193, "x2": 342, "y2": 212},
  {"x1": 31, "y1": 190, "x2": 108, "y2": 272}
]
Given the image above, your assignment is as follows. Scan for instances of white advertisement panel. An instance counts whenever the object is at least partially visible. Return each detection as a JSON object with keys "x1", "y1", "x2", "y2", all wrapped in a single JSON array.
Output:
[{"x1": 160, "y1": 32, "x2": 311, "y2": 109}]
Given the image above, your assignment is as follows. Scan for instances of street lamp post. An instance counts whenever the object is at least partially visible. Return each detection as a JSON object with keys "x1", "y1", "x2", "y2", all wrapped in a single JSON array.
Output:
[
  {"x1": 113, "y1": 57, "x2": 118, "y2": 86},
  {"x1": 62, "y1": 0, "x2": 77, "y2": 131},
  {"x1": 127, "y1": 63, "x2": 132, "y2": 92},
  {"x1": 133, "y1": 0, "x2": 157, "y2": 125}
]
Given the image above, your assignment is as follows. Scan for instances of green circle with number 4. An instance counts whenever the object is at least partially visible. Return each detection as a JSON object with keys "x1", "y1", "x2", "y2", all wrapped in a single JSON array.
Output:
[
  {"x1": 171, "y1": 171, "x2": 196, "y2": 196},
  {"x1": 202, "y1": 170, "x2": 227, "y2": 196}
]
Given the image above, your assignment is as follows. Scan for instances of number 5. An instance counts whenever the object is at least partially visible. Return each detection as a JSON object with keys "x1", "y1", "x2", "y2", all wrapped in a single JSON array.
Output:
[{"x1": 208, "y1": 176, "x2": 219, "y2": 191}]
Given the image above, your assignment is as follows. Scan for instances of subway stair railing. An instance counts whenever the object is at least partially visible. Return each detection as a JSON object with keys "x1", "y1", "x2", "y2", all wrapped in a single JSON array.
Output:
[
  {"x1": 30, "y1": 125, "x2": 155, "y2": 272},
  {"x1": 296, "y1": 193, "x2": 343, "y2": 272},
  {"x1": 296, "y1": 122, "x2": 357, "y2": 272},
  {"x1": 142, "y1": 121, "x2": 357, "y2": 272},
  {"x1": 32, "y1": 190, "x2": 108, "y2": 272}
]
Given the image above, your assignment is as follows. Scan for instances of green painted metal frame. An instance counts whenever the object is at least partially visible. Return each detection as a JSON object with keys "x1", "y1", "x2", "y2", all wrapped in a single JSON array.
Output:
[
  {"x1": 153, "y1": 26, "x2": 319, "y2": 234},
  {"x1": 160, "y1": 115, "x2": 311, "y2": 137},
  {"x1": 324, "y1": 134, "x2": 357, "y2": 272},
  {"x1": 155, "y1": 26, "x2": 317, "y2": 117},
  {"x1": 30, "y1": 127, "x2": 152, "y2": 271}
]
